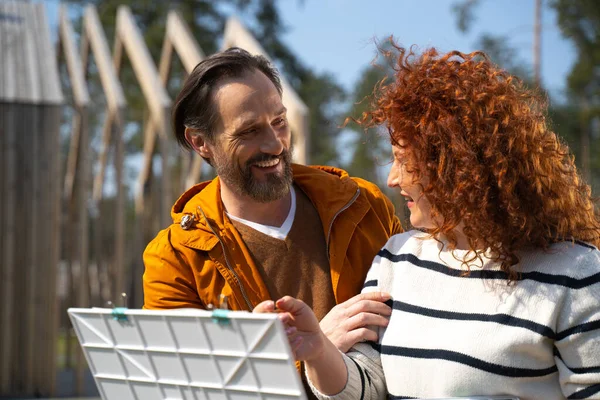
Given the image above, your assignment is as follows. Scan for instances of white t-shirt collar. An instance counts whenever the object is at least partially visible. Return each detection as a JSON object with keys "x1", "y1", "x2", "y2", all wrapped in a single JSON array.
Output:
[{"x1": 226, "y1": 187, "x2": 296, "y2": 240}]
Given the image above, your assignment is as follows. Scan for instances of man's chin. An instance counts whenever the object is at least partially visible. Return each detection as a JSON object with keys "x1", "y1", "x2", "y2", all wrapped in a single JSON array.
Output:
[
  {"x1": 245, "y1": 178, "x2": 292, "y2": 202},
  {"x1": 250, "y1": 169, "x2": 284, "y2": 182}
]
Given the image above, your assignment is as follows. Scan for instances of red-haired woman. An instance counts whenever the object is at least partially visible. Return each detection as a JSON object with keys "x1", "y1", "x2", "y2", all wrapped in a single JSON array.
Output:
[{"x1": 263, "y1": 45, "x2": 600, "y2": 399}]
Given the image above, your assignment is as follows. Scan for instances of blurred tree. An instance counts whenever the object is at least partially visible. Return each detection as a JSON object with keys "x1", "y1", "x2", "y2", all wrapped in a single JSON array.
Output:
[
  {"x1": 451, "y1": 0, "x2": 533, "y2": 83},
  {"x1": 452, "y1": 0, "x2": 481, "y2": 33},
  {"x1": 345, "y1": 65, "x2": 389, "y2": 184},
  {"x1": 551, "y1": 0, "x2": 600, "y2": 186},
  {"x1": 474, "y1": 34, "x2": 533, "y2": 82}
]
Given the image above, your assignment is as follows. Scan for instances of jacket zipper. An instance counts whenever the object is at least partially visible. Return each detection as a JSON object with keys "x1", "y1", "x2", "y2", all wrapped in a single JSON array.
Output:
[
  {"x1": 326, "y1": 188, "x2": 360, "y2": 255},
  {"x1": 196, "y1": 206, "x2": 254, "y2": 311}
]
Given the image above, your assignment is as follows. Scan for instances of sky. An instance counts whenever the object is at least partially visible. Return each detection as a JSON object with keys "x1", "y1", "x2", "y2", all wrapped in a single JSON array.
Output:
[{"x1": 275, "y1": 0, "x2": 575, "y2": 100}]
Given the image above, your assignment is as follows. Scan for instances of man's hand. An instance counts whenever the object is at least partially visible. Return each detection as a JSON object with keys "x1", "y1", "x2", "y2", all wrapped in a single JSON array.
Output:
[{"x1": 320, "y1": 292, "x2": 391, "y2": 352}]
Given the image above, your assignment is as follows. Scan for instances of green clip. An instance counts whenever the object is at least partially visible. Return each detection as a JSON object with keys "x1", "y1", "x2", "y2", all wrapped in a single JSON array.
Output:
[
  {"x1": 112, "y1": 307, "x2": 128, "y2": 322},
  {"x1": 211, "y1": 309, "x2": 230, "y2": 325}
]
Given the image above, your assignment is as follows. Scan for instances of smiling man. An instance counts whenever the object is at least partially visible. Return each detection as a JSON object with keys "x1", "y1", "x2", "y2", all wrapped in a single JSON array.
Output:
[{"x1": 142, "y1": 48, "x2": 403, "y2": 362}]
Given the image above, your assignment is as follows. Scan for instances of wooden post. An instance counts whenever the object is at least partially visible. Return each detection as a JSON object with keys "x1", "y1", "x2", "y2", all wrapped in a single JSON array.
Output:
[
  {"x1": 0, "y1": 102, "x2": 16, "y2": 394},
  {"x1": 81, "y1": 4, "x2": 127, "y2": 311},
  {"x1": 0, "y1": 1, "x2": 18, "y2": 392},
  {"x1": 115, "y1": 5, "x2": 172, "y2": 229},
  {"x1": 34, "y1": 1, "x2": 64, "y2": 395},
  {"x1": 59, "y1": 4, "x2": 92, "y2": 396},
  {"x1": 23, "y1": 9, "x2": 44, "y2": 389},
  {"x1": 0, "y1": 108, "x2": 4, "y2": 395},
  {"x1": 45, "y1": 104, "x2": 62, "y2": 397},
  {"x1": 161, "y1": 10, "x2": 206, "y2": 191}
]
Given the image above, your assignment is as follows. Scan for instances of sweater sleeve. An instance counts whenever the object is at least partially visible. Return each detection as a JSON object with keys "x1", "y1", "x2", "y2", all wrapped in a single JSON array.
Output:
[
  {"x1": 554, "y1": 252, "x2": 600, "y2": 399},
  {"x1": 305, "y1": 254, "x2": 388, "y2": 400},
  {"x1": 305, "y1": 343, "x2": 386, "y2": 400}
]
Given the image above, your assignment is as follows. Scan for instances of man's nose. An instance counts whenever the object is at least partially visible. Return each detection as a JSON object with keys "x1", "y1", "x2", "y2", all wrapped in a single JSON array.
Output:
[{"x1": 260, "y1": 126, "x2": 284, "y2": 155}]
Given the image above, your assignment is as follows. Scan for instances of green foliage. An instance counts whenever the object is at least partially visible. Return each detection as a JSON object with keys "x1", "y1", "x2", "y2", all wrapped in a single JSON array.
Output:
[
  {"x1": 551, "y1": 0, "x2": 600, "y2": 100},
  {"x1": 551, "y1": 0, "x2": 600, "y2": 188},
  {"x1": 475, "y1": 34, "x2": 533, "y2": 83},
  {"x1": 297, "y1": 71, "x2": 346, "y2": 165}
]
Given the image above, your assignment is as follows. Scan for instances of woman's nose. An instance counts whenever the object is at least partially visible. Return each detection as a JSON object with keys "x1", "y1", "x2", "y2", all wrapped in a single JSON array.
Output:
[{"x1": 387, "y1": 168, "x2": 398, "y2": 188}]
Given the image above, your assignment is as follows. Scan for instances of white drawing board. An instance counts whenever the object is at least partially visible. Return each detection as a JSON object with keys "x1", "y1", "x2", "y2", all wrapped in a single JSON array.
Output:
[{"x1": 68, "y1": 307, "x2": 307, "y2": 400}]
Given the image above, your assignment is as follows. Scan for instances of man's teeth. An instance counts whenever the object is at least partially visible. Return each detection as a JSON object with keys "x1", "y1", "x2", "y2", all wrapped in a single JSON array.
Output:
[{"x1": 255, "y1": 159, "x2": 280, "y2": 168}]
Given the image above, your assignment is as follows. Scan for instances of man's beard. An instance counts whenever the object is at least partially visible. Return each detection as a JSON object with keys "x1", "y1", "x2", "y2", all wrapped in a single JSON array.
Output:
[{"x1": 212, "y1": 145, "x2": 293, "y2": 203}]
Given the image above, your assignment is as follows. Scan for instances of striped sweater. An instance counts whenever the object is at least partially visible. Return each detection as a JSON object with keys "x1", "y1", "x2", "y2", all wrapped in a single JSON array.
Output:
[{"x1": 307, "y1": 230, "x2": 600, "y2": 400}]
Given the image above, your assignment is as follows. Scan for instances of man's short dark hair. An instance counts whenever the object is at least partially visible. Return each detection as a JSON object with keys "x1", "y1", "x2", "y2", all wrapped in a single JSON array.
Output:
[{"x1": 172, "y1": 47, "x2": 283, "y2": 150}]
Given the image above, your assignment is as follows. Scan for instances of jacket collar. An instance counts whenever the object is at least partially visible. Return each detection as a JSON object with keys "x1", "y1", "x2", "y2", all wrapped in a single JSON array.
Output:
[{"x1": 170, "y1": 164, "x2": 363, "y2": 250}]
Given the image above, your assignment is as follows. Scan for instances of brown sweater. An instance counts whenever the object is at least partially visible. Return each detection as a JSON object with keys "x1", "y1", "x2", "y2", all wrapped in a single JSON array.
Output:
[{"x1": 230, "y1": 186, "x2": 336, "y2": 321}]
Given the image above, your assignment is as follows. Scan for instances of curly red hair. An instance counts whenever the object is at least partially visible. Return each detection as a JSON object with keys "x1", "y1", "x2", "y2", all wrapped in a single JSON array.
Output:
[{"x1": 358, "y1": 43, "x2": 600, "y2": 275}]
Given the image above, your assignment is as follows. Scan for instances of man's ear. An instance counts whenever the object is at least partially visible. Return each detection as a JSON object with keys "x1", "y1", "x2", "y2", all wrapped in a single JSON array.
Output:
[{"x1": 185, "y1": 127, "x2": 212, "y2": 159}]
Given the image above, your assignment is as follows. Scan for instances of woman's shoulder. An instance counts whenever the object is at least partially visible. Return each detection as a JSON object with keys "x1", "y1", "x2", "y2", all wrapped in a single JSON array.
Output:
[
  {"x1": 381, "y1": 229, "x2": 430, "y2": 255},
  {"x1": 521, "y1": 240, "x2": 600, "y2": 278}
]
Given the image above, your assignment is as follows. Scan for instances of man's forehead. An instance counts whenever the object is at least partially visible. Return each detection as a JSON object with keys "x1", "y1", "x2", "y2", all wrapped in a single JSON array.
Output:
[
  {"x1": 210, "y1": 75, "x2": 285, "y2": 132},
  {"x1": 213, "y1": 70, "x2": 276, "y2": 97},
  {"x1": 215, "y1": 84, "x2": 280, "y2": 106},
  {"x1": 213, "y1": 74, "x2": 281, "y2": 108},
  {"x1": 215, "y1": 89, "x2": 284, "y2": 118}
]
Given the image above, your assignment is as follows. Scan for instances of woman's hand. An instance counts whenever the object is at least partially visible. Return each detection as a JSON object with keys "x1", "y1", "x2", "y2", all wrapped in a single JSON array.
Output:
[
  {"x1": 275, "y1": 296, "x2": 326, "y2": 361},
  {"x1": 254, "y1": 296, "x2": 326, "y2": 361},
  {"x1": 254, "y1": 297, "x2": 350, "y2": 395}
]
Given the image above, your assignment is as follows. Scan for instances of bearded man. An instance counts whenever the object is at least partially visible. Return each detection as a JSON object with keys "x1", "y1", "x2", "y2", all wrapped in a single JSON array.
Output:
[{"x1": 143, "y1": 48, "x2": 402, "y2": 363}]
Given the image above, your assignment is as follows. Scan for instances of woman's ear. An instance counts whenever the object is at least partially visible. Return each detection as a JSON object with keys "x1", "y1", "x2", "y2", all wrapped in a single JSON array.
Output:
[{"x1": 185, "y1": 127, "x2": 212, "y2": 159}]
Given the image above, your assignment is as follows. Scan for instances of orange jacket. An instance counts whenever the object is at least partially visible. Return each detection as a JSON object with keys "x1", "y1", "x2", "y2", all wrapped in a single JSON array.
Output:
[{"x1": 143, "y1": 164, "x2": 403, "y2": 310}]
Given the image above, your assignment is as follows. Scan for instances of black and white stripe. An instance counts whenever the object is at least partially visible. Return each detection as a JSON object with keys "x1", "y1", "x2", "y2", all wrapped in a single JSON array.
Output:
[
  {"x1": 377, "y1": 249, "x2": 600, "y2": 289},
  {"x1": 379, "y1": 345, "x2": 558, "y2": 377},
  {"x1": 390, "y1": 299, "x2": 557, "y2": 339}
]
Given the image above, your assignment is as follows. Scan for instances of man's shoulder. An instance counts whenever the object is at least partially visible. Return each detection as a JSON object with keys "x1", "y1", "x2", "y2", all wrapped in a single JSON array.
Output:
[
  {"x1": 144, "y1": 220, "x2": 219, "y2": 258},
  {"x1": 292, "y1": 163, "x2": 348, "y2": 181},
  {"x1": 293, "y1": 164, "x2": 386, "y2": 196}
]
